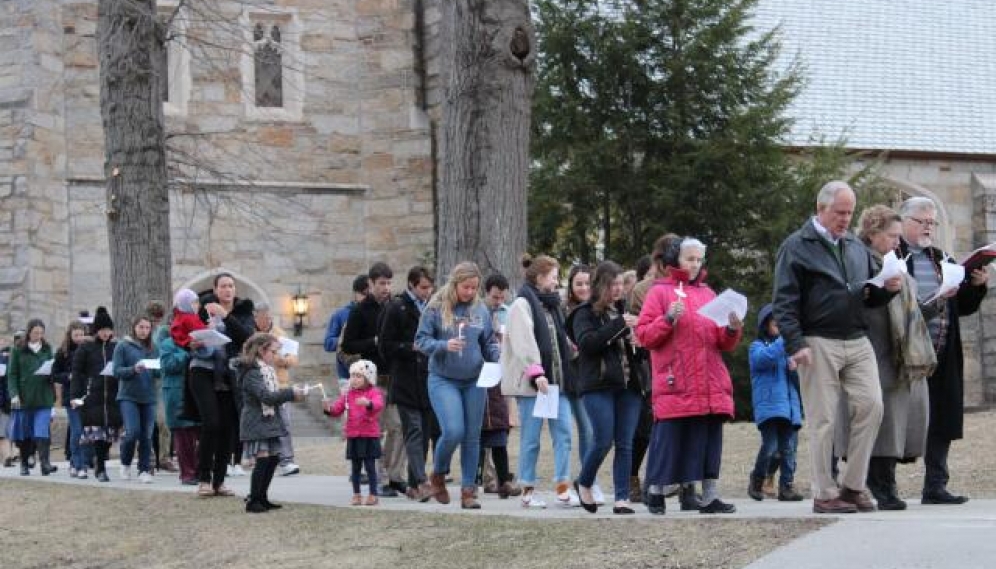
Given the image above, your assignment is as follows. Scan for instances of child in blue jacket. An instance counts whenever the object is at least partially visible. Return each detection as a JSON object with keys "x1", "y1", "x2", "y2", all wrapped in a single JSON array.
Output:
[{"x1": 748, "y1": 304, "x2": 803, "y2": 501}]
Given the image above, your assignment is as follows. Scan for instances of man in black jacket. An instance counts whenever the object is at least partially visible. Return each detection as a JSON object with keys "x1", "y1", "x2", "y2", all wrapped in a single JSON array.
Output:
[
  {"x1": 898, "y1": 197, "x2": 988, "y2": 504},
  {"x1": 380, "y1": 266, "x2": 435, "y2": 501},
  {"x1": 773, "y1": 180, "x2": 901, "y2": 514},
  {"x1": 342, "y1": 262, "x2": 406, "y2": 496}
]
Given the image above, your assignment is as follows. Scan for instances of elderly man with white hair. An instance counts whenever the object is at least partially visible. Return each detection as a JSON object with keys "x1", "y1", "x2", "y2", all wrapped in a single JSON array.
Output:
[
  {"x1": 772, "y1": 180, "x2": 902, "y2": 514},
  {"x1": 897, "y1": 196, "x2": 989, "y2": 505}
]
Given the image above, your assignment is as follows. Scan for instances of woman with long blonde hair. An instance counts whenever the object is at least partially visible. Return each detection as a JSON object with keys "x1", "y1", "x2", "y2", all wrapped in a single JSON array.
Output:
[{"x1": 415, "y1": 262, "x2": 501, "y2": 509}]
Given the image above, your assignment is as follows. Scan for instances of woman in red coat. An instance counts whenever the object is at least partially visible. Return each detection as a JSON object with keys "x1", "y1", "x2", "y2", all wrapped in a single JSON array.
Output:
[{"x1": 635, "y1": 237, "x2": 743, "y2": 514}]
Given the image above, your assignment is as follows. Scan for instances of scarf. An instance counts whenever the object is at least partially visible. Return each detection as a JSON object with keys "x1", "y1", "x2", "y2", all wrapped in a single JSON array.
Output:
[
  {"x1": 518, "y1": 283, "x2": 572, "y2": 387},
  {"x1": 257, "y1": 360, "x2": 279, "y2": 417},
  {"x1": 887, "y1": 273, "x2": 938, "y2": 387},
  {"x1": 28, "y1": 341, "x2": 42, "y2": 353}
]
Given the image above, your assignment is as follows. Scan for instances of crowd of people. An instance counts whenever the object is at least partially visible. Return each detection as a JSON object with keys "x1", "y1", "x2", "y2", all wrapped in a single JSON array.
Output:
[{"x1": 0, "y1": 183, "x2": 987, "y2": 516}]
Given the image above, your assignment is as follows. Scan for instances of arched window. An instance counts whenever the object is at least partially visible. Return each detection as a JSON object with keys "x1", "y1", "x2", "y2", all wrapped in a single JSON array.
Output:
[{"x1": 253, "y1": 23, "x2": 283, "y2": 108}]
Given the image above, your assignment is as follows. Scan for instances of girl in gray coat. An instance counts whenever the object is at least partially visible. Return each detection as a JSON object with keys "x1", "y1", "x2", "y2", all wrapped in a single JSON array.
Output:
[{"x1": 237, "y1": 332, "x2": 304, "y2": 513}]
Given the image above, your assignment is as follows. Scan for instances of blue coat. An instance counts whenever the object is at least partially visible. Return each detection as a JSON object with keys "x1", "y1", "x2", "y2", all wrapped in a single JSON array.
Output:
[
  {"x1": 113, "y1": 337, "x2": 159, "y2": 405},
  {"x1": 749, "y1": 336, "x2": 802, "y2": 428}
]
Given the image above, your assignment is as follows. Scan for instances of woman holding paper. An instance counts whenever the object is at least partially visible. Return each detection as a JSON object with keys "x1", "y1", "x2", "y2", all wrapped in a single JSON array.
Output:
[
  {"x1": 415, "y1": 262, "x2": 501, "y2": 509},
  {"x1": 53, "y1": 321, "x2": 90, "y2": 478},
  {"x1": 7, "y1": 319, "x2": 56, "y2": 476},
  {"x1": 71, "y1": 307, "x2": 121, "y2": 482},
  {"x1": 563, "y1": 265, "x2": 600, "y2": 504},
  {"x1": 113, "y1": 315, "x2": 160, "y2": 483},
  {"x1": 635, "y1": 238, "x2": 743, "y2": 514},
  {"x1": 836, "y1": 205, "x2": 931, "y2": 510},
  {"x1": 501, "y1": 254, "x2": 577, "y2": 509},
  {"x1": 568, "y1": 261, "x2": 643, "y2": 514}
]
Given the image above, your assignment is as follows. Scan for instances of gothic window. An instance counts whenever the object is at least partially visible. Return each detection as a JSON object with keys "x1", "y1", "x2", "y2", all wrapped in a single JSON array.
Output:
[{"x1": 253, "y1": 23, "x2": 283, "y2": 108}]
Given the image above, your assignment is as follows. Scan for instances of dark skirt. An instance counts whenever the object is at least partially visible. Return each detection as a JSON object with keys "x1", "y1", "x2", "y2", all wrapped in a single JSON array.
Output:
[
  {"x1": 645, "y1": 415, "x2": 724, "y2": 486},
  {"x1": 346, "y1": 437, "x2": 382, "y2": 460},
  {"x1": 480, "y1": 428, "x2": 509, "y2": 449}
]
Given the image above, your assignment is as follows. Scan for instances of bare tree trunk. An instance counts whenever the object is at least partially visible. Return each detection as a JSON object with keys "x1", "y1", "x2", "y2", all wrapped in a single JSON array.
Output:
[
  {"x1": 436, "y1": 0, "x2": 535, "y2": 288},
  {"x1": 98, "y1": 0, "x2": 172, "y2": 331}
]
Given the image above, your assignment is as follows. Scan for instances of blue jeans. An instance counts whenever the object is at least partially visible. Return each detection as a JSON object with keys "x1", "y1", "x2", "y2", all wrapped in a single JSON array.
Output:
[
  {"x1": 577, "y1": 388, "x2": 643, "y2": 501},
  {"x1": 569, "y1": 396, "x2": 593, "y2": 473},
  {"x1": 428, "y1": 375, "x2": 486, "y2": 487},
  {"x1": 516, "y1": 394, "x2": 573, "y2": 487},
  {"x1": 750, "y1": 418, "x2": 797, "y2": 486},
  {"x1": 119, "y1": 400, "x2": 156, "y2": 473},
  {"x1": 67, "y1": 407, "x2": 93, "y2": 471}
]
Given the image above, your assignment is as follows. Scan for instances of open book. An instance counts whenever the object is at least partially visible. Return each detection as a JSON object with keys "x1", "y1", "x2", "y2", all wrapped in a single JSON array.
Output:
[{"x1": 961, "y1": 243, "x2": 996, "y2": 273}]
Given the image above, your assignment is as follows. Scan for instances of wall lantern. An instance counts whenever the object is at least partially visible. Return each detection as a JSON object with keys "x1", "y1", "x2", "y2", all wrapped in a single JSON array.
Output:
[{"x1": 292, "y1": 286, "x2": 309, "y2": 337}]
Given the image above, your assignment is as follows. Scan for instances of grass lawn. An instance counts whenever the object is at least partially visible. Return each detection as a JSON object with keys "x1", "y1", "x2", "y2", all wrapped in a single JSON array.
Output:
[{"x1": 0, "y1": 479, "x2": 826, "y2": 569}]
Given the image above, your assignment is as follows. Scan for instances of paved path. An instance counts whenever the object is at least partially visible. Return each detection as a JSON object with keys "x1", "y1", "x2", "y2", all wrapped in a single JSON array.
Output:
[{"x1": 3, "y1": 462, "x2": 994, "y2": 568}]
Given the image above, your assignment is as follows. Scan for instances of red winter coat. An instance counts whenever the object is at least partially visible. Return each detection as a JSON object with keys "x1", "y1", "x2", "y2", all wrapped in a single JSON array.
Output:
[
  {"x1": 635, "y1": 269, "x2": 741, "y2": 421},
  {"x1": 326, "y1": 385, "x2": 383, "y2": 438}
]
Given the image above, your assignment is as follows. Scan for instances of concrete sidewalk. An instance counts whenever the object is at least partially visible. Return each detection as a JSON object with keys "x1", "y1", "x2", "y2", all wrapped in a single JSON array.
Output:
[{"x1": 3, "y1": 460, "x2": 995, "y2": 568}]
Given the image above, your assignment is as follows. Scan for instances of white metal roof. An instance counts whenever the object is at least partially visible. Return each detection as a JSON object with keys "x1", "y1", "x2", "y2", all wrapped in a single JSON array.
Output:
[{"x1": 753, "y1": 0, "x2": 996, "y2": 155}]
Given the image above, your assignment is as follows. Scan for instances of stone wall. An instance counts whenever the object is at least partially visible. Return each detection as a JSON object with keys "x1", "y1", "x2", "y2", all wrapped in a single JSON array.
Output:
[{"x1": 1, "y1": 0, "x2": 436, "y2": 383}]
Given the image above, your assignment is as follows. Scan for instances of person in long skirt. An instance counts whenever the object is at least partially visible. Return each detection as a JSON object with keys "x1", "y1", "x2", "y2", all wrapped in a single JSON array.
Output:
[{"x1": 635, "y1": 238, "x2": 743, "y2": 514}]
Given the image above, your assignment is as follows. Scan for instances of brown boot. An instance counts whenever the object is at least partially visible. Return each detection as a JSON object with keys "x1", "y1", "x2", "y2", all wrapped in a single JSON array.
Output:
[
  {"x1": 429, "y1": 473, "x2": 450, "y2": 505},
  {"x1": 498, "y1": 481, "x2": 523, "y2": 499},
  {"x1": 413, "y1": 481, "x2": 434, "y2": 503},
  {"x1": 762, "y1": 474, "x2": 777, "y2": 498},
  {"x1": 461, "y1": 486, "x2": 481, "y2": 509}
]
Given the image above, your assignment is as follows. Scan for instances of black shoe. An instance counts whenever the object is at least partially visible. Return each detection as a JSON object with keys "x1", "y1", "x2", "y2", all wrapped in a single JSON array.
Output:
[
  {"x1": 877, "y1": 494, "x2": 907, "y2": 511},
  {"x1": 646, "y1": 493, "x2": 666, "y2": 515},
  {"x1": 574, "y1": 481, "x2": 598, "y2": 514},
  {"x1": 679, "y1": 485, "x2": 702, "y2": 511},
  {"x1": 96, "y1": 470, "x2": 110, "y2": 483},
  {"x1": 748, "y1": 476, "x2": 765, "y2": 501},
  {"x1": 777, "y1": 483, "x2": 805, "y2": 502},
  {"x1": 41, "y1": 463, "x2": 58, "y2": 476},
  {"x1": 612, "y1": 505, "x2": 635, "y2": 515},
  {"x1": 262, "y1": 498, "x2": 283, "y2": 510},
  {"x1": 245, "y1": 500, "x2": 268, "y2": 513},
  {"x1": 20, "y1": 464, "x2": 29, "y2": 476},
  {"x1": 389, "y1": 480, "x2": 408, "y2": 494},
  {"x1": 922, "y1": 488, "x2": 969, "y2": 505},
  {"x1": 699, "y1": 498, "x2": 737, "y2": 514},
  {"x1": 379, "y1": 485, "x2": 399, "y2": 498},
  {"x1": 2, "y1": 457, "x2": 15, "y2": 468}
]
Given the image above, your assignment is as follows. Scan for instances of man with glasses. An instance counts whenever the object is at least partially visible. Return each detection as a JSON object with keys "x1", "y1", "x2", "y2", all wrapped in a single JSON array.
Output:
[{"x1": 898, "y1": 197, "x2": 989, "y2": 505}]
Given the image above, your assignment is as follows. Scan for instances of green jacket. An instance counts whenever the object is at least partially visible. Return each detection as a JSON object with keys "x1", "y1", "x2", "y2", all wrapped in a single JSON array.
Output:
[{"x1": 7, "y1": 342, "x2": 55, "y2": 408}]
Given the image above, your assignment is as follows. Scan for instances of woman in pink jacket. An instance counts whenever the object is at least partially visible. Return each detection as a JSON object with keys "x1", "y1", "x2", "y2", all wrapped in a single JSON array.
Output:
[
  {"x1": 326, "y1": 359, "x2": 385, "y2": 506},
  {"x1": 635, "y1": 237, "x2": 743, "y2": 515}
]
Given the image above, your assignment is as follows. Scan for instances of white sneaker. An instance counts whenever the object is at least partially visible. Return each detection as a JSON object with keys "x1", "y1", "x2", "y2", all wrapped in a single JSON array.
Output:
[
  {"x1": 520, "y1": 492, "x2": 547, "y2": 509},
  {"x1": 279, "y1": 463, "x2": 300, "y2": 476},
  {"x1": 592, "y1": 484, "x2": 606, "y2": 505},
  {"x1": 557, "y1": 489, "x2": 581, "y2": 508},
  {"x1": 230, "y1": 464, "x2": 247, "y2": 477},
  {"x1": 138, "y1": 472, "x2": 153, "y2": 484},
  {"x1": 76, "y1": 470, "x2": 88, "y2": 479},
  {"x1": 119, "y1": 465, "x2": 132, "y2": 481}
]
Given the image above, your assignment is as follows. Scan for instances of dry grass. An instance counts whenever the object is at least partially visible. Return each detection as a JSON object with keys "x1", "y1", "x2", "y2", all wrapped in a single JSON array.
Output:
[
  {"x1": 297, "y1": 409, "x2": 996, "y2": 499},
  {"x1": 0, "y1": 479, "x2": 825, "y2": 569}
]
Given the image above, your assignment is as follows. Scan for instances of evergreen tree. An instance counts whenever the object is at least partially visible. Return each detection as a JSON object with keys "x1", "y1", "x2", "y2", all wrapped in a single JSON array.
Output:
[{"x1": 530, "y1": 0, "x2": 884, "y2": 417}]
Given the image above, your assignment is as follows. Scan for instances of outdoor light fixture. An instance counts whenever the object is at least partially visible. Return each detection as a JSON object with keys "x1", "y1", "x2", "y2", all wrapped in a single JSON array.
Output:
[{"x1": 292, "y1": 286, "x2": 309, "y2": 337}]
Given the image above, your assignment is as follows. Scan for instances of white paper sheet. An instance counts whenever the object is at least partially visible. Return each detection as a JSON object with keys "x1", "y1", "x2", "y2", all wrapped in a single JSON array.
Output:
[
  {"x1": 925, "y1": 262, "x2": 966, "y2": 303},
  {"x1": 476, "y1": 362, "x2": 502, "y2": 388},
  {"x1": 33, "y1": 359, "x2": 54, "y2": 376},
  {"x1": 100, "y1": 361, "x2": 114, "y2": 376},
  {"x1": 532, "y1": 385, "x2": 560, "y2": 419},
  {"x1": 190, "y1": 329, "x2": 232, "y2": 347},
  {"x1": 696, "y1": 289, "x2": 749, "y2": 327},
  {"x1": 0, "y1": 363, "x2": 6, "y2": 376},
  {"x1": 138, "y1": 358, "x2": 161, "y2": 371},
  {"x1": 279, "y1": 337, "x2": 300, "y2": 358},
  {"x1": 866, "y1": 251, "x2": 907, "y2": 288}
]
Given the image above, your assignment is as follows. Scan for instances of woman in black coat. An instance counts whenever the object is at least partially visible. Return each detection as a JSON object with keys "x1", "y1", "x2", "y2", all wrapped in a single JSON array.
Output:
[
  {"x1": 567, "y1": 261, "x2": 643, "y2": 514},
  {"x1": 70, "y1": 308, "x2": 119, "y2": 482}
]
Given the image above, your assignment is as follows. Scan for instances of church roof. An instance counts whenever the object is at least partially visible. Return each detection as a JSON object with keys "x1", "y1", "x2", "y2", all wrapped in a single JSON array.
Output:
[{"x1": 753, "y1": 0, "x2": 996, "y2": 155}]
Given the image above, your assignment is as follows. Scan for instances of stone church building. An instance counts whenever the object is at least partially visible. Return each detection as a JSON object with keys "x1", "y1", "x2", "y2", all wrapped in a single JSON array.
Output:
[{"x1": 2, "y1": 0, "x2": 996, "y2": 401}]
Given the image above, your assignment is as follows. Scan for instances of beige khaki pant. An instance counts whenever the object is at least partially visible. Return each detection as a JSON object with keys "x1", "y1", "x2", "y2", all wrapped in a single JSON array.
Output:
[
  {"x1": 799, "y1": 336, "x2": 883, "y2": 500},
  {"x1": 377, "y1": 392, "x2": 407, "y2": 484}
]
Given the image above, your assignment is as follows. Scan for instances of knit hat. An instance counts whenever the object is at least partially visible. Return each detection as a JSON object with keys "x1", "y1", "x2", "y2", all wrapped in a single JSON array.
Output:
[
  {"x1": 349, "y1": 359, "x2": 377, "y2": 386},
  {"x1": 173, "y1": 288, "x2": 199, "y2": 314},
  {"x1": 92, "y1": 306, "x2": 114, "y2": 332}
]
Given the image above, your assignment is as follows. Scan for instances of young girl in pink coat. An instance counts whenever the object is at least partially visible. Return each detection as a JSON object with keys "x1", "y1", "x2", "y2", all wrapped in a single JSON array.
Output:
[
  {"x1": 635, "y1": 237, "x2": 744, "y2": 515},
  {"x1": 325, "y1": 359, "x2": 384, "y2": 505}
]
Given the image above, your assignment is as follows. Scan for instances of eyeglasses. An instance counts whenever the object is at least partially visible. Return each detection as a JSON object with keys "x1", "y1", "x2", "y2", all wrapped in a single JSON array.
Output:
[{"x1": 909, "y1": 217, "x2": 939, "y2": 228}]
